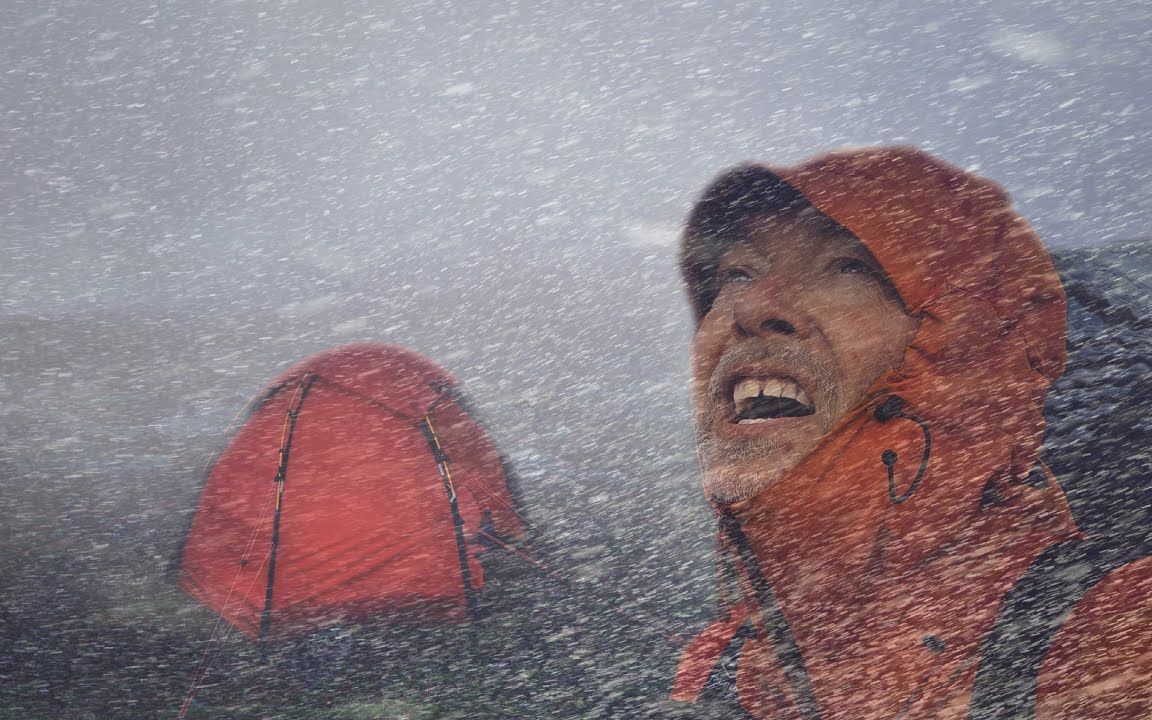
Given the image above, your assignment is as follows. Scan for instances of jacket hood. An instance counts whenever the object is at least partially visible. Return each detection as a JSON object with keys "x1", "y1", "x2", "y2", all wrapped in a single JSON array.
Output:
[
  {"x1": 676, "y1": 147, "x2": 1079, "y2": 718},
  {"x1": 681, "y1": 146, "x2": 1065, "y2": 383}
]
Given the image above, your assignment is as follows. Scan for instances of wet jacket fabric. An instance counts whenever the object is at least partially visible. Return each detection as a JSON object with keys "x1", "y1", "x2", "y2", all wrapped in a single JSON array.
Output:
[{"x1": 672, "y1": 147, "x2": 1152, "y2": 719}]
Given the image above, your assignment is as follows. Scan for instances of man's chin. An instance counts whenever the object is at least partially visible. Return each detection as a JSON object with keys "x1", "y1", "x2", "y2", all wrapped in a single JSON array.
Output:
[
  {"x1": 696, "y1": 434, "x2": 806, "y2": 502},
  {"x1": 701, "y1": 463, "x2": 786, "y2": 503}
]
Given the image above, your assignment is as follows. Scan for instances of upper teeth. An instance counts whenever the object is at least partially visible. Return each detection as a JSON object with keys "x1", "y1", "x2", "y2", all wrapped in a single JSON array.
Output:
[{"x1": 733, "y1": 376, "x2": 812, "y2": 411}]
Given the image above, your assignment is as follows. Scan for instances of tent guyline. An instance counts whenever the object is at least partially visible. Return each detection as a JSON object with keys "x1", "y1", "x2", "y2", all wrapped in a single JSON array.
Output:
[
  {"x1": 447, "y1": 458, "x2": 690, "y2": 644},
  {"x1": 177, "y1": 489, "x2": 278, "y2": 720}
]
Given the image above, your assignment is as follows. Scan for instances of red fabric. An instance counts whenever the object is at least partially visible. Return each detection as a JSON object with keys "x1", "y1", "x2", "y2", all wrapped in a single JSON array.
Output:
[
  {"x1": 1035, "y1": 557, "x2": 1152, "y2": 720},
  {"x1": 675, "y1": 147, "x2": 1111, "y2": 718},
  {"x1": 179, "y1": 343, "x2": 523, "y2": 639},
  {"x1": 670, "y1": 602, "x2": 752, "y2": 701}
]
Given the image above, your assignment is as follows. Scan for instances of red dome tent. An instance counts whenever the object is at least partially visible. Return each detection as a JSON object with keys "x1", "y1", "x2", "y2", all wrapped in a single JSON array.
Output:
[{"x1": 179, "y1": 343, "x2": 524, "y2": 640}]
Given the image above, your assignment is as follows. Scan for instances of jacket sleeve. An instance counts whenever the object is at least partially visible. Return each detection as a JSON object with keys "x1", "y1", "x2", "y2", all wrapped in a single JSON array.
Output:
[{"x1": 1035, "y1": 556, "x2": 1152, "y2": 720}]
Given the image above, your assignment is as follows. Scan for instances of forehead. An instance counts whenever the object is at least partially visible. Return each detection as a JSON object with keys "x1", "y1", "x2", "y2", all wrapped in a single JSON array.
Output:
[{"x1": 719, "y1": 210, "x2": 868, "y2": 264}]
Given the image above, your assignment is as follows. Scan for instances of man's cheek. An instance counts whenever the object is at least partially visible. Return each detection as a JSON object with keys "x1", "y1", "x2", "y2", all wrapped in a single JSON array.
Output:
[
  {"x1": 691, "y1": 346, "x2": 722, "y2": 401},
  {"x1": 689, "y1": 367, "x2": 714, "y2": 412}
]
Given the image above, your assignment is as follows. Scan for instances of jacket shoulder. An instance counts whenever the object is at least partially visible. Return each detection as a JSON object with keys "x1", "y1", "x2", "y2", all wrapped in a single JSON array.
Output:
[{"x1": 1035, "y1": 556, "x2": 1152, "y2": 720}]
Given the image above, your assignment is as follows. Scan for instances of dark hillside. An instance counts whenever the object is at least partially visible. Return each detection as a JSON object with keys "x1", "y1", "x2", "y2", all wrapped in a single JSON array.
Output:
[{"x1": 1046, "y1": 240, "x2": 1152, "y2": 541}]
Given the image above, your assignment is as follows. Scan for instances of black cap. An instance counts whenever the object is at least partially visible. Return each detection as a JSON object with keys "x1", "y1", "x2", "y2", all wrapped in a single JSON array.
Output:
[{"x1": 679, "y1": 164, "x2": 815, "y2": 324}]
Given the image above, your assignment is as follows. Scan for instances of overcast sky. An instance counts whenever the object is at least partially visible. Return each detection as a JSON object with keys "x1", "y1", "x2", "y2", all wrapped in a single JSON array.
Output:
[{"x1": 2, "y1": 0, "x2": 1149, "y2": 313}]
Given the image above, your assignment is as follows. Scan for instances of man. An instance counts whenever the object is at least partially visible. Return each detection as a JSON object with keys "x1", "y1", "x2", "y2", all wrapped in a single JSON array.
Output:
[{"x1": 670, "y1": 147, "x2": 1151, "y2": 719}]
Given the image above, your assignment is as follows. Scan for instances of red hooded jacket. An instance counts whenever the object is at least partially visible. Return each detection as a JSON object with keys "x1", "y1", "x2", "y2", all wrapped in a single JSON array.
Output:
[{"x1": 672, "y1": 147, "x2": 1152, "y2": 719}]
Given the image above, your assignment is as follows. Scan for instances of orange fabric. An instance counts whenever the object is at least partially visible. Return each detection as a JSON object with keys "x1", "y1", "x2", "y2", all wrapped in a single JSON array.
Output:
[
  {"x1": 670, "y1": 602, "x2": 751, "y2": 701},
  {"x1": 179, "y1": 343, "x2": 524, "y2": 639},
  {"x1": 1035, "y1": 558, "x2": 1152, "y2": 720},
  {"x1": 677, "y1": 147, "x2": 1088, "y2": 718}
]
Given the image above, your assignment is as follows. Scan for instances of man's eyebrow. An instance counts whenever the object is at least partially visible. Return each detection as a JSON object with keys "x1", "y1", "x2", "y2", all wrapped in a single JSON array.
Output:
[
  {"x1": 817, "y1": 227, "x2": 869, "y2": 253},
  {"x1": 717, "y1": 245, "x2": 755, "y2": 264},
  {"x1": 844, "y1": 245, "x2": 907, "y2": 304},
  {"x1": 839, "y1": 245, "x2": 882, "y2": 265},
  {"x1": 818, "y1": 231, "x2": 884, "y2": 264}
]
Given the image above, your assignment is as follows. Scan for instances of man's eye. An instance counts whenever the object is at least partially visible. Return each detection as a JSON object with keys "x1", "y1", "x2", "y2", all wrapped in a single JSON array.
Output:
[
  {"x1": 718, "y1": 267, "x2": 753, "y2": 285},
  {"x1": 833, "y1": 258, "x2": 876, "y2": 276}
]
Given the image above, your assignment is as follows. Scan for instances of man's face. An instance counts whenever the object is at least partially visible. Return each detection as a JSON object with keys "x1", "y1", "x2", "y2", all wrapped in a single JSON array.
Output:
[{"x1": 691, "y1": 211, "x2": 919, "y2": 502}]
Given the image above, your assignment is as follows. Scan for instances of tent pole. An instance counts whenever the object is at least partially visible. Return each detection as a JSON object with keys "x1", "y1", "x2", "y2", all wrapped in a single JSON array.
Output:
[
  {"x1": 420, "y1": 404, "x2": 477, "y2": 618},
  {"x1": 259, "y1": 373, "x2": 316, "y2": 640}
]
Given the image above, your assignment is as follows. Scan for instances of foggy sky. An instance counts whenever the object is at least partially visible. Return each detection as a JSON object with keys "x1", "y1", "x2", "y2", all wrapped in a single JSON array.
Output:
[{"x1": 3, "y1": 0, "x2": 1149, "y2": 314}]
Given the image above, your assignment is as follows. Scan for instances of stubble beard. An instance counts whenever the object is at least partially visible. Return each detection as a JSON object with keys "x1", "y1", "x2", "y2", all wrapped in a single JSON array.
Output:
[
  {"x1": 696, "y1": 434, "x2": 792, "y2": 502},
  {"x1": 694, "y1": 343, "x2": 840, "y2": 503}
]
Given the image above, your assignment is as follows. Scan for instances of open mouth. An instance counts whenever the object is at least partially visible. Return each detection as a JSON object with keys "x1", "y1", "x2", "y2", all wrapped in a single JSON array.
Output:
[{"x1": 729, "y1": 376, "x2": 815, "y2": 423}]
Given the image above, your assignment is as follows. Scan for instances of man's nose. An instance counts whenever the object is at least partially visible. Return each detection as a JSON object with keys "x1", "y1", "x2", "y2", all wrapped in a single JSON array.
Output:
[{"x1": 731, "y1": 277, "x2": 808, "y2": 339}]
